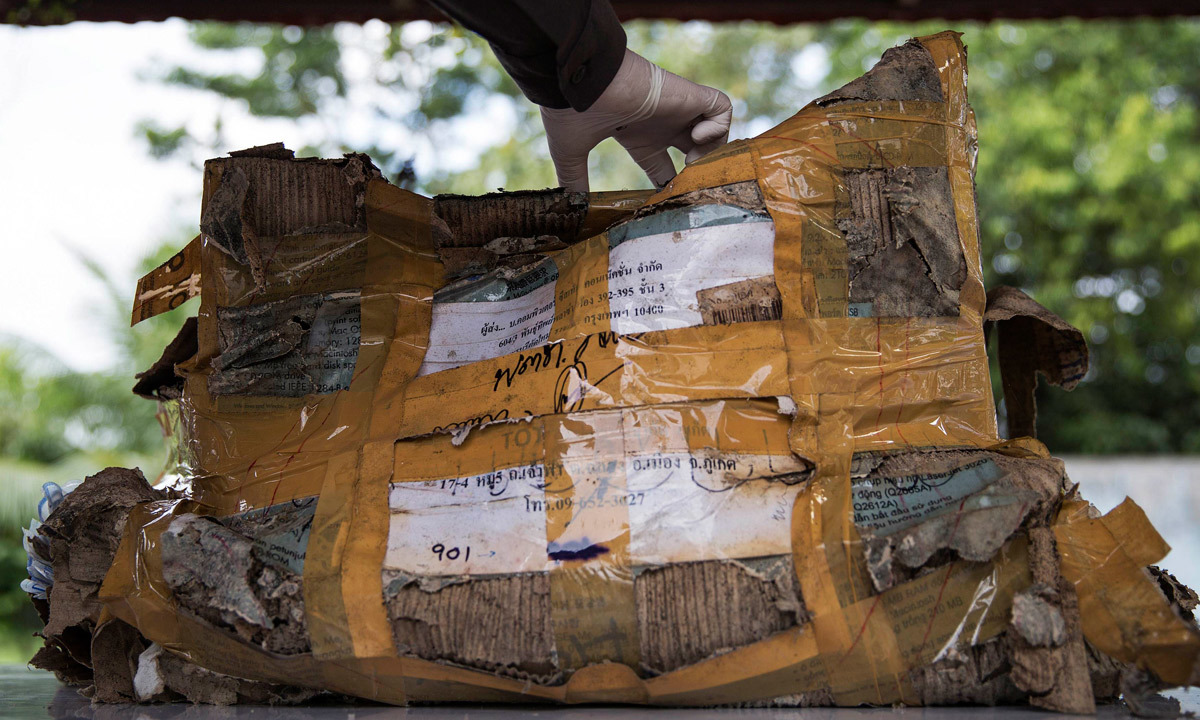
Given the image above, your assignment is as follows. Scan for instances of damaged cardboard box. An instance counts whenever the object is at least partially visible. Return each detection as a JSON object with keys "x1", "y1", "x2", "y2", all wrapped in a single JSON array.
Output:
[{"x1": 30, "y1": 31, "x2": 1200, "y2": 711}]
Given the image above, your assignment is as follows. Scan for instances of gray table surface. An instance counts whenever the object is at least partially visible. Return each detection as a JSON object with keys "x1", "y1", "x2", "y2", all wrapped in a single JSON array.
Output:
[{"x1": 4, "y1": 666, "x2": 1198, "y2": 720}]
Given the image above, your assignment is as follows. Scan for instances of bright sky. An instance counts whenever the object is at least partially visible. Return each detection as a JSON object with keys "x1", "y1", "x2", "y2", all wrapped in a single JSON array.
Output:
[
  {"x1": 0, "y1": 19, "x2": 516, "y2": 372},
  {"x1": 0, "y1": 21, "x2": 203, "y2": 371}
]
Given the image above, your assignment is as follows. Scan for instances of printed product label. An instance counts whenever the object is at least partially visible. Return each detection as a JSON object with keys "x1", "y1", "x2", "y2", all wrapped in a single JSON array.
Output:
[
  {"x1": 697, "y1": 276, "x2": 783, "y2": 325},
  {"x1": 847, "y1": 302, "x2": 875, "y2": 318},
  {"x1": 221, "y1": 496, "x2": 317, "y2": 574},
  {"x1": 851, "y1": 458, "x2": 1004, "y2": 536},
  {"x1": 208, "y1": 291, "x2": 360, "y2": 397}
]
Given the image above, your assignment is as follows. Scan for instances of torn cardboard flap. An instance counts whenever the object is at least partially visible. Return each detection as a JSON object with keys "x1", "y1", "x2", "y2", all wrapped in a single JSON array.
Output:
[
  {"x1": 39, "y1": 468, "x2": 163, "y2": 643},
  {"x1": 1056, "y1": 498, "x2": 1200, "y2": 688},
  {"x1": 201, "y1": 150, "x2": 381, "y2": 242},
  {"x1": 130, "y1": 237, "x2": 201, "y2": 326},
  {"x1": 852, "y1": 450, "x2": 1066, "y2": 593},
  {"x1": 985, "y1": 286, "x2": 1089, "y2": 439},
  {"x1": 161, "y1": 514, "x2": 309, "y2": 655},
  {"x1": 838, "y1": 165, "x2": 966, "y2": 317},
  {"x1": 208, "y1": 291, "x2": 360, "y2": 397},
  {"x1": 132, "y1": 316, "x2": 197, "y2": 400}
]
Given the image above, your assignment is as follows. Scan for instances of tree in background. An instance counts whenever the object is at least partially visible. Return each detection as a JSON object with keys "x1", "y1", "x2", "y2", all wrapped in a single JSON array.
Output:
[
  {"x1": 951, "y1": 22, "x2": 1200, "y2": 453},
  {"x1": 0, "y1": 242, "x2": 188, "y2": 661}
]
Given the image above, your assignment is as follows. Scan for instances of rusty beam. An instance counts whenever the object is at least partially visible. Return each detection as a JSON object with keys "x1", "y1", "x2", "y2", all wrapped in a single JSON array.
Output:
[{"x1": 4, "y1": 0, "x2": 1200, "y2": 26}]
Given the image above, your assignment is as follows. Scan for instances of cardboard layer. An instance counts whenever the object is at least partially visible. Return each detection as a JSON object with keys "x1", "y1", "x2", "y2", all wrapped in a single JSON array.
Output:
[
  {"x1": 57, "y1": 29, "x2": 1200, "y2": 709},
  {"x1": 383, "y1": 554, "x2": 803, "y2": 680},
  {"x1": 433, "y1": 188, "x2": 590, "y2": 248}
]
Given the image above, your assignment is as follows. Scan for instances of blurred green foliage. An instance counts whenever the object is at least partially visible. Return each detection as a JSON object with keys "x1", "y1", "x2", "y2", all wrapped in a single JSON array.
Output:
[
  {"x1": 5, "y1": 15, "x2": 1200, "y2": 662},
  {"x1": 951, "y1": 21, "x2": 1200, "y2": 453},
  {"x1": 0, "y1": 241, "x2": 188, "y2": 661},
  {"x1": 169, "y1": 24, "x2": 346, "y2": 118}
]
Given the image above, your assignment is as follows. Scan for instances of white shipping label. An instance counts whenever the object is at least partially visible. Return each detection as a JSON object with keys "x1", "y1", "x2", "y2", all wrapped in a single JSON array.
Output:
[
  {"x1": 417, "y1": 280, "x2": 557, "y2": 376},
  {"x1": 385, "y1": 452, "x2": 804, "y2": 579},
  {"x1": 607, "y1": 222, "x2": 776, "y2": 334},
  {"x1": 385, "y1": 464, "x2": 550, "y2": 575},
  {"x1": 416, "y1": 221, "x2": 776, "y2": 376},
  {"x1": 626, "y1": 452, "x2": 803, "y2": 565}
]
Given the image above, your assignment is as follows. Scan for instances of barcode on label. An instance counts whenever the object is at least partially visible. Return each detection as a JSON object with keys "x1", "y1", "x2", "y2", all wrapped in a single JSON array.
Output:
[{"x1": 707, "y1": 299, "x2": 783, "y2": 326}]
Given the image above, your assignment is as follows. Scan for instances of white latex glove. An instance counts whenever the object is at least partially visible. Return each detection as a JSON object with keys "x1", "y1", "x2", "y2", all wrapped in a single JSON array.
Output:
[{"x1": 541, "y1": 49, "x2": 733, "y2": 192}]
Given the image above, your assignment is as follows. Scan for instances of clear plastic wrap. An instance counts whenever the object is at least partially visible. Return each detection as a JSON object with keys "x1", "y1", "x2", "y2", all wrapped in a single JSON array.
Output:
[{"x1": 99, "y1": 31, "x2": 1200, "y2": 707}]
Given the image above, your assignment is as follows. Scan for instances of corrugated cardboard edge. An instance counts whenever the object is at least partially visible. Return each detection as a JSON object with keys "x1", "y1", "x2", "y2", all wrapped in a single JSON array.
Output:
[{"x1": 984, "y1": 285, "x2": 1089, "y2": 439}]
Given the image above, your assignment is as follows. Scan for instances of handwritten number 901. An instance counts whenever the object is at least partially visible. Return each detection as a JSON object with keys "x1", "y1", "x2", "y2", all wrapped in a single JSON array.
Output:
[{"x1": 431, "y1": 543, "x2": 470, "y2": 562}]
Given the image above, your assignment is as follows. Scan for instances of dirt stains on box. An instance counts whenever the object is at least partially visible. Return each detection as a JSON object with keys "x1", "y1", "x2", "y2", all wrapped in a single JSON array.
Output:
[
  {"x1": 837, "y1": 166, "x2": 966, "y2": 318},
  {"x1": 200, "y1": 147, "x2": 380, "y2": 286},
  {"x1": 816, "y1": 39, "x2": 944, "y2": 106},
  {"x1": 161, "y1": 514, "x2": 310, "y2": 655}
]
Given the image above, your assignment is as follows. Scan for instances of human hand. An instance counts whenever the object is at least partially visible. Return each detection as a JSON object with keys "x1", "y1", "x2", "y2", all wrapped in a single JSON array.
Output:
[{"x1": 540, "y1": 49, "x2": 733, "y2": 192}]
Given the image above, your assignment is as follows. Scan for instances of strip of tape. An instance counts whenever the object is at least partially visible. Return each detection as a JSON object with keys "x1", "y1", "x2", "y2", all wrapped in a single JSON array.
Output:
[{"x1": 130, "y1": 236, "x2": 201, "y2": 325}]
